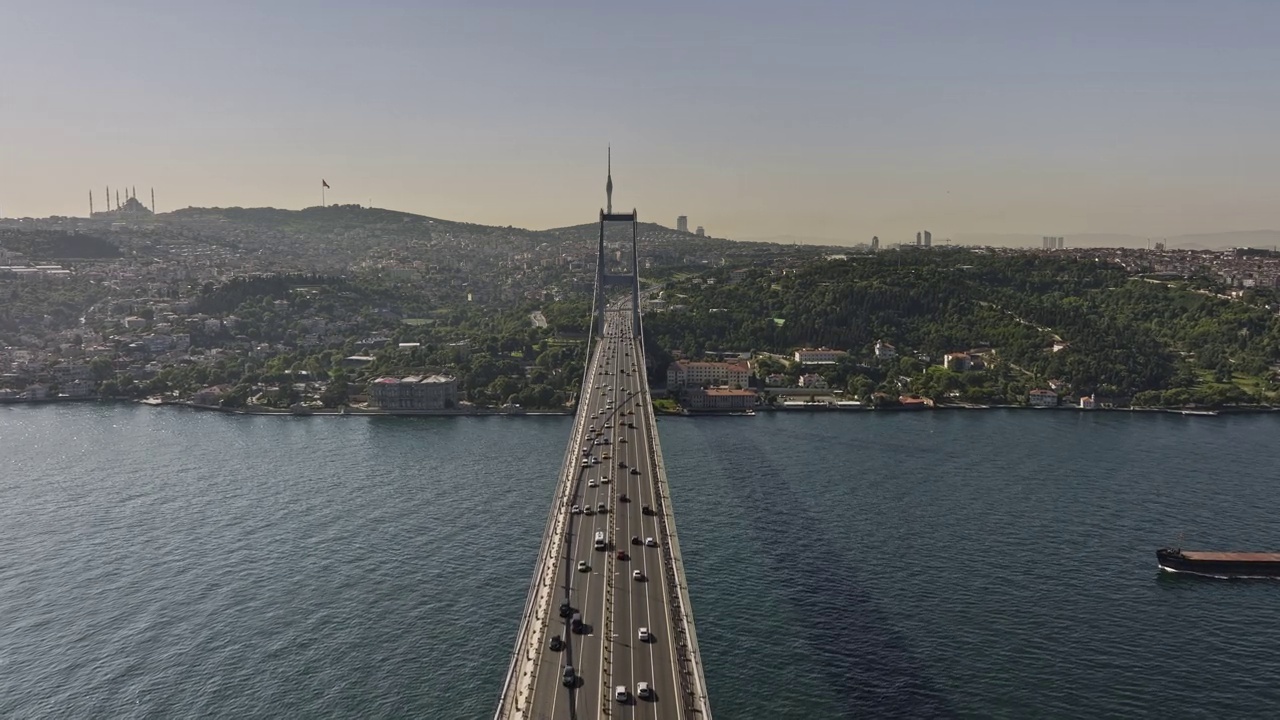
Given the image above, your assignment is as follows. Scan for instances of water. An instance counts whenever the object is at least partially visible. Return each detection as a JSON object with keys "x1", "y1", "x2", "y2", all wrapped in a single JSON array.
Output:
[{"x1": 2, "y1": 405, "x2": 1279, "y2": 719}]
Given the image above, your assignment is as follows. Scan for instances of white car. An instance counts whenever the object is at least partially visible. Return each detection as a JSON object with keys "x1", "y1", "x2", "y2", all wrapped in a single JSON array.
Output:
[
  {"x1": 577, "y1": 561, "x2": 589, "y2": 572},
  {"x1": 600, "y1": 476, "x2": 609, "y2": 483},
  {"x1": 632, "y1": 569, "x2": 644, "y2": 581},
  {"x1": 637, "y1": 681, "x2": 652, "y2": 700},
  {"x1": 588, "y1": 479, "x2": 598, "y2": 488},
  {"x1": 615, "y1": 685, "x2": 628, "y2": 702},
  {"x1": 571, "y1": 505, "x2": 581, "y2": 514},
  {"x1": 638, "y1": 627, "x2": 651, "y2": 642},
  {"x1": 583, "y1": 507, "x2": 594, "y2": 516},
  {"x1": 645, "y1": 537, "x2": 657, "y2": 547}
]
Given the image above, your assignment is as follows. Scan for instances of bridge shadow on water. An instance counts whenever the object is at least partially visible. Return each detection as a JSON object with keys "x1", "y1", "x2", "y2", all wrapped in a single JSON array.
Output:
[{"x1": 712, "y1": 426, "x2": 956, "y2": 719}]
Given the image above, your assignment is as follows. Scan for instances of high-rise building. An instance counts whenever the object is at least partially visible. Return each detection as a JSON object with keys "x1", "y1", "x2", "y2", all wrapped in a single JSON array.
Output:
[
  {"x1": 695, "y1": 226, "x2": 705, "y2": 237},
  {"x1": 871, "y1": 236, "x2": 880, "y2": 251},
  {"x1": 916, "y1": 232, "x2": 922, "y2": 246},
  {"x1": 1042, "y1": 236, "x2": 1064, "y2": 250},
  {"x1": 1057, "y1": 237, "x2": 1065, "y2": 250},
  {"x1": 676, "y1": 215, "x2": 688, "y2": 233},
  {"x1": 923, "y1": 230, "x2": 932, "y2": 247}
]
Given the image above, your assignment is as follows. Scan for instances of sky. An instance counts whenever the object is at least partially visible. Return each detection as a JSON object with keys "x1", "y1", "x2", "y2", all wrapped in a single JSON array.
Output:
[{"x1": 2, "y1": 0, "x2": 1279, "y2": 244}]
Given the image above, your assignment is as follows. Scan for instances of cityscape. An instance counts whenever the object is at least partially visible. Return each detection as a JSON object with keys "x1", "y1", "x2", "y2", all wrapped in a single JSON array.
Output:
[{"x1": 4, "y1": 2, "x2": 1280, "y2": 719}]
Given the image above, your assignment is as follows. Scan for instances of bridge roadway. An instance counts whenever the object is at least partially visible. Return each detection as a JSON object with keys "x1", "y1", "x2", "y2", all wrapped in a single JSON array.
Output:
[{"x1": 495, "y1": 303, "x2": 710, "y2": 719}]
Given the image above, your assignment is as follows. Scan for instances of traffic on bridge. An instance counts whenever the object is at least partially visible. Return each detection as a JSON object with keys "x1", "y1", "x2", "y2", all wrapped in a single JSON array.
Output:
[{"x1": 495, "y1": 299, "x2": 710, "y2": 720}]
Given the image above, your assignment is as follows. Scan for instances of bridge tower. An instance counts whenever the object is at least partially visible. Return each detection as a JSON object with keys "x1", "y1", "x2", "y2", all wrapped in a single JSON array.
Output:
[{"x1": 595, "y1": 146, "x2": 643, "y2": 337}]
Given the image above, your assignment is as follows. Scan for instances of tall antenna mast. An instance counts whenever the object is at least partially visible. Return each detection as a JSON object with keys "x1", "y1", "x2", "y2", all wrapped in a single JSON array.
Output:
[
  {"x1": 606, "y1": 145, "x2": 613, "y2": 215},
  {"x1": 89, "y1": 190, "x2": 94, "y2": 216}
]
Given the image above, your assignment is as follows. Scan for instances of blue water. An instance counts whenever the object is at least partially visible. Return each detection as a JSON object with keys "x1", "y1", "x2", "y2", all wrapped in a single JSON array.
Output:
[{"x1": 2, "y1": 404, "x2": 1279, "y2": 718}]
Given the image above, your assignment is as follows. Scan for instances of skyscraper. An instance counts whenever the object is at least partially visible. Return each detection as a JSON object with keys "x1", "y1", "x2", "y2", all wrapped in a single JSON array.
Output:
[
  {"x1": 916, "y1": 231, "x2": 922, "y2": 246},
  {"x1": 695, "y1": 226, "x2": 705, "y2": 237},
  {"x1": 923, "y1": 230, "x2": 932, "y2": 247},
  {"x1": 676, "y1": 215, "x2": 688, "y2": 233},
  {"x1": 871, "y1": 236, "x2": 880, "y2": 251}
]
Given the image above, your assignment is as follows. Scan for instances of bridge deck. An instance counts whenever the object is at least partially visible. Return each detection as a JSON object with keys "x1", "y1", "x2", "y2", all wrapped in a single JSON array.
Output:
[{"x1": 495, "y1": 304, "x2": 710, "y2": 720}]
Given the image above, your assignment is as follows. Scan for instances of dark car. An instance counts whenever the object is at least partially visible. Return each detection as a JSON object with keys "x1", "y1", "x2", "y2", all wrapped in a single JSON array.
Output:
[
  {"x1": 618, "y1": 460, "x2": 627, "y2": 468},
  {"x1": 616, "y1": 550, "x2": 629, "y2": 561},
  {"x1": 642, "y1": 504, "x2": 653, "y2": 515},
  {"x1": 563, "y1": 665, "x2": 575, "y2": 687},
  {"x1": 630, "y1": 468, "x2": 640, "y2": 475},
  {"x1": 549, "y1": 634, "x2": 564, "y2": 651},
  {"x1": 631, "y1": 536, "x2": 641, "y2": 545},
  {"x1": 619, "y1": 494, "x2": 629, "y2": 502},
  {"x1": 559, "y1": 600, "x2": 573, "y2": 618}
]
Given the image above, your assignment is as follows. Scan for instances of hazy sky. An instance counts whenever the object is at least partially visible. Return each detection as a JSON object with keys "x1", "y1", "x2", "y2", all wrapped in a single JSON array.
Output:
[{"x1": 2, "y1": 0, "x2": 1278, "y2": 243}]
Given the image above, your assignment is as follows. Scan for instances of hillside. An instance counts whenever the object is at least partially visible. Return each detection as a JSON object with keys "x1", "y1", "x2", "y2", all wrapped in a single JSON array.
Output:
[{"x1": 0, "y1": 229, "x2": 123, "y2": 259}]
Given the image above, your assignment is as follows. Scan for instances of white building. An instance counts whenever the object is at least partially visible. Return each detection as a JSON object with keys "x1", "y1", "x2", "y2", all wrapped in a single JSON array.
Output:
[
  {"x1": 875, "y1": 340, "x2": 897, "y2": 360},
  {"x1": 794, "y1": 347, "x2": 848, "y2": 365},
  {"x1": 1080, "y1": 394, "x2": 1098, "y2": 410},
  {"x1": 123, "y1": 316, "x2": 147, "y2": 330},
  {"x1": 798, "y1": 373, "x2": 829, "y2": 389},
  {"x1": 50, "y1": 362, "x2": 91, "y2": 384},
  {"x1": 666, "y1": 361, "x2": 750, "y2": 389}
]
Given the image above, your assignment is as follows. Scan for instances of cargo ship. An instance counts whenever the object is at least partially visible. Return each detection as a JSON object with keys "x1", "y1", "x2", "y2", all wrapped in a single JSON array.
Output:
[{"x1": 1156, "y1": 547, "x2": 1280, "y2": 578}]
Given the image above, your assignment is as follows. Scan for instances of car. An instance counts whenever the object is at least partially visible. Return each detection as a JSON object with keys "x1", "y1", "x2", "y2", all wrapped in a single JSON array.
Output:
[
  {"x1": 600, "y1": 476, "x2": 609, "y2": 483},
  {"x1": 628, "y1": 422, "x2": 636, "y2": 429},
  {"x1": 581, "y1": 459, "x2": 590, "y2": 467},
  {"x1": 588, "y1": 479, "x2": 598, "y2": 488},
  {"x1": 638, "y1": 627, "x2": 651, "y2": 642},
  {"x1": 645, "y1": 537, "x2": 657, "y2": 547},
  {"x1": 615, "y1": 685, "x2": 628, "y2": 703},
  {"x1": 577, "y1": 560, "x2": 589, "y2": 572},
  {"x1": 630, "y1": 468, "x2": 640, "y2": 475},
  {"x1": 549, "y1": 634, "x2": 564, "y2": 651},
  {"x1": 641, "y1": 504, "x2": 653, "y2": 515},
  {"x1": 591, "y1": 457, "x2": 601, "y2": 465},
  {"x1": 618, "y1": 461, "x2": 627, "y2": 468},
  {"x1": 583, "y1": 507, "x2": 594, "y2": 516},
  {"x1": 602, "y1": 452, "x2": 610, "y2": 460},
  {"x1": 616, "y1": 550, "x2": 628, "y2": 560},
  {"x1": 619, "y1": 494, "x2": 629, "y2": 502},
  {"x1": 619, "y1": 438, "x2": 628, "y2": 444},
  {"x1": 632, "y1": 569, "x2": 645, "y2": 581},
  {"x1": 559, "y1": 600, "x2": 573, "y2": 617},
  {"x1": 563, "y1": 666, "x2": 576, "y2": 687},
  {"x1": 631, "y1": 536, "x2": 641, "y2": 545},
  {"x1": 637, "y1": 681, "x2": 652, "y2": 700},
  {"x1": 596, "y1": 503, "x2": 607, "y2": 514},
  {"x1": 571, "y1": 505, "x2": 581, "y2": 514}
]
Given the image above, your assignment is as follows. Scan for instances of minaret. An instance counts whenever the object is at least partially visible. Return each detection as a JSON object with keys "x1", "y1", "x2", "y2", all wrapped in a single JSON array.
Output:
[
  {"x1": 131, "y1": 186, "x2": 136, "y2": 200},
  {"x1": 90, "y1": 190, "x2": 94, "y2": 216},
  {"x1": 606, "y1": 145, "x2": 613, "y2": 214},
  {"x1": 151, "y1": 188, "x2": 155, "y2": 213},
  {"x1": 116, "y1": 190, "x2": 120, "y2": 210}
]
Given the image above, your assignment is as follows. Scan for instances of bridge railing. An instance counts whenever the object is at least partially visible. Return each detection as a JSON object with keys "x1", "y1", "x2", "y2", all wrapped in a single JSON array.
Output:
[
  {"x1": 493, "y1": 315, "x2": 602, "y2": 720},
  {"x1": 634, "y1": 310, "x2": 714, "y2": 719}
]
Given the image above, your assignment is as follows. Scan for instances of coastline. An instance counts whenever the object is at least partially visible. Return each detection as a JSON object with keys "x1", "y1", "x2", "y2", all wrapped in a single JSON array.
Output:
[{"x1": 3, "y1": 396, "x2": 1276, "y2": 417}]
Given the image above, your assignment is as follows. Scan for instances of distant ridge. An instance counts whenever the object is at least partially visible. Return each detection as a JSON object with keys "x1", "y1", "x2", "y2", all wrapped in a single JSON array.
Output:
[{"x1": 954, "y1": 231, "x2": 1280, "y2": 251}]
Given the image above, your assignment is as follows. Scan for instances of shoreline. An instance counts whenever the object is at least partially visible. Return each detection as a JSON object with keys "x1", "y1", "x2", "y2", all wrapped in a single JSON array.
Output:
[{"x1": 3, "y1": 396, "x2": 1277, "y2": 417}]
